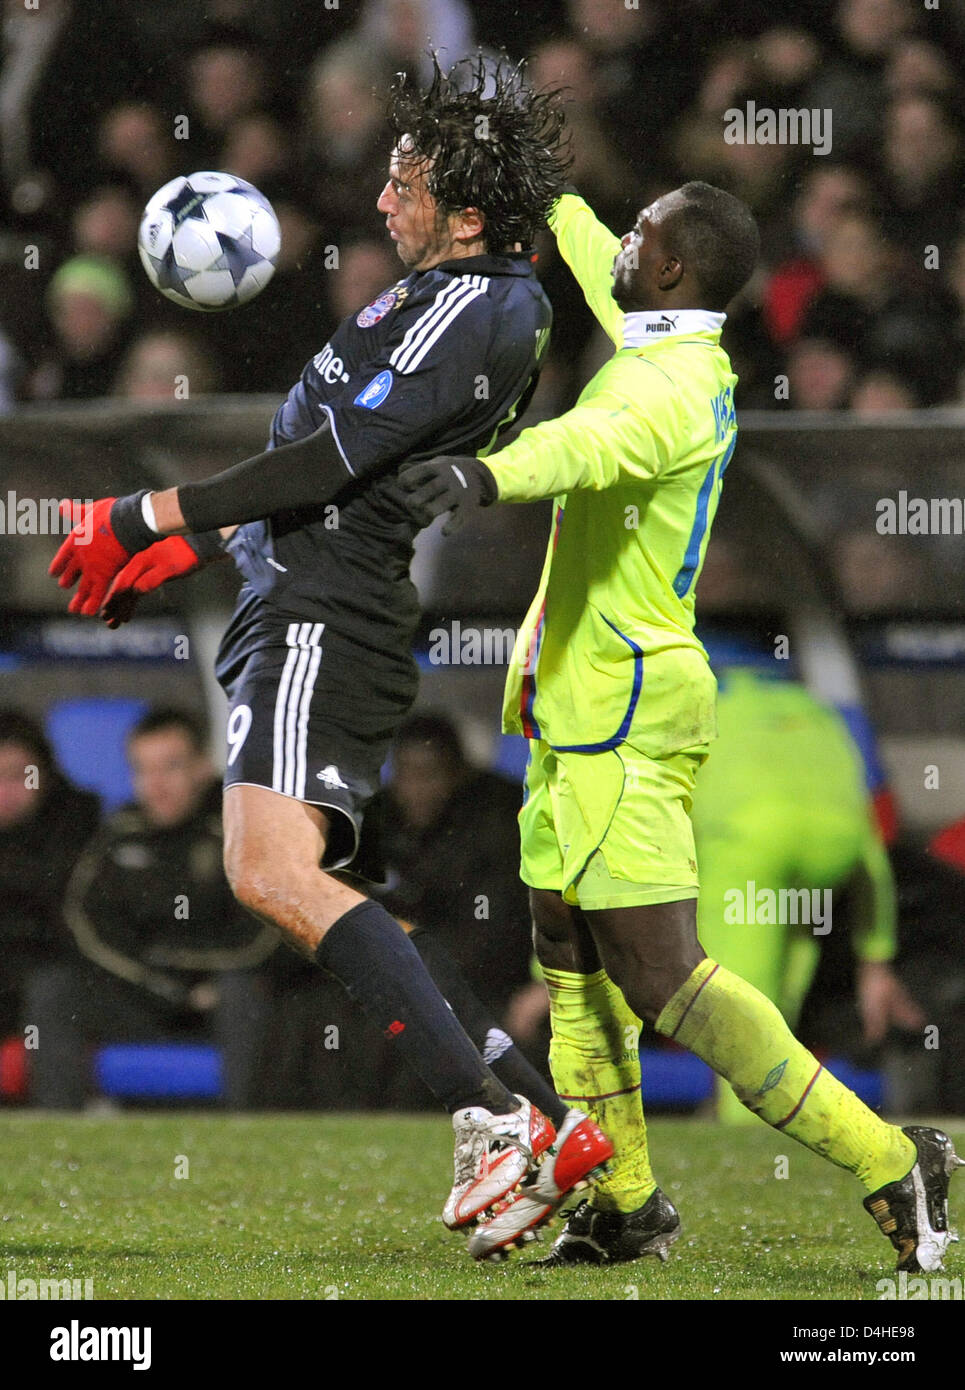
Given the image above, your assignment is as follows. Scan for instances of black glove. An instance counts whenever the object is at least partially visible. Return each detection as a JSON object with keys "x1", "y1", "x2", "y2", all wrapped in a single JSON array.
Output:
[{"x1": 400, "y1": 455, "x2": 498, "y2": 536}]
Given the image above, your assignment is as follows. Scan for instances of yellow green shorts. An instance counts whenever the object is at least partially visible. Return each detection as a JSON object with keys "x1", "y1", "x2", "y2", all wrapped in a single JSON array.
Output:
[{"x1": 519, "y1": 739, "x2": 708, "y2": 910}]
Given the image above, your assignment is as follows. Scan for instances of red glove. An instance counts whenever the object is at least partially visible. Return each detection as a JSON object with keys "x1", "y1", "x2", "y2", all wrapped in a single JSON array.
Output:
[
  {"x1": 49, "y1": 497, "x2": 132, "y2": 616},
  {"x1": 101, "y1": 536, "x2": 207, "y2": 628}
]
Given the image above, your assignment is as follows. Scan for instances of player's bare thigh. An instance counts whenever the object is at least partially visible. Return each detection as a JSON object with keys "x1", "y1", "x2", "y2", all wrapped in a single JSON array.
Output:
[
  {"x1": 529, "y1": 887, "x2": 601, "y2": 974},
  {"x1": 222, "y1": 782, "x2": 366, "y2": 955}
]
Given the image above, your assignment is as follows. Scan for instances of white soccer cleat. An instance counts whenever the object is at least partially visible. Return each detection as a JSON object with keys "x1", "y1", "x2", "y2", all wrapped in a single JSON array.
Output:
[
  {"x1": 443, "y1": 1095, "x2": 556, "y2": 1230},
  {"x1": 467, "y1": 1107, "x2": 614, "y2": 1260}
]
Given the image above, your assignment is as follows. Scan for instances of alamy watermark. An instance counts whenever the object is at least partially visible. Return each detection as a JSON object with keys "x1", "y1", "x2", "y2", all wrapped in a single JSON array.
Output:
[
  {"x1": 876, "y1": 491, "x2": 965, "y2": 535},
  {"x1": 0, "y1": 492, "x2": 93, "y2": 540},
  {"x1": 876, "y1": 1271, "x2": 962, "y2": 1300},
  {"x1": 1, "y1": 1267, "x2": 94, "y2": 1299},
  {"x1": 723, "y1": 881, "x2": 831, "y2": 934},
  {"x1": 723, "y1": 102, "x2": 832, "y2": 157},
  {"x1": 428, "y1": 621, "x2": 537, "y2": 670}
]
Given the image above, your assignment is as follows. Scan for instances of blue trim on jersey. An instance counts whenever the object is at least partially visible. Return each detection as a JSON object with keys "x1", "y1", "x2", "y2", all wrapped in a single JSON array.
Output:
[
  {"x1": 672, "y1": 432, "x2": 737, "y2": 598},
  {"x1": 549, "y1": 615, "x2": 643, "y2": 754}
]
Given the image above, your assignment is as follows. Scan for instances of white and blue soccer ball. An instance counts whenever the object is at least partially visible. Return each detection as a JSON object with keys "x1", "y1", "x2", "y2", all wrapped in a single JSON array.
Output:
[{"x1": 137, "y1": 171, "x2": 281, "y2": 311}]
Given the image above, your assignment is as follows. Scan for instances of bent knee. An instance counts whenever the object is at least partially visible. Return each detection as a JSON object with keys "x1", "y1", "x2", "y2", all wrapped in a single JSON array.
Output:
[{"x1": 223, "y1": 836, "x2": 277, "y2": 917}]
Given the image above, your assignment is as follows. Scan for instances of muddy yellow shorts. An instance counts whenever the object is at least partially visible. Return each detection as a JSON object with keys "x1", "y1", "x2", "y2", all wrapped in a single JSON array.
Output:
[{"x1": 519, "y1": 739, "x2": 708, "y2": 910}]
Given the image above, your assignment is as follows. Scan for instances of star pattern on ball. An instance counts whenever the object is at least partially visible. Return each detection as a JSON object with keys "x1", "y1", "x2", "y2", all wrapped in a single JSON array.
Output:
[
  {"x1": 166, "y1": 180, "x2": 210, "y2": 227},
  {"x1": 215, "y1": 226, "x2": 258, "y2": 287}
]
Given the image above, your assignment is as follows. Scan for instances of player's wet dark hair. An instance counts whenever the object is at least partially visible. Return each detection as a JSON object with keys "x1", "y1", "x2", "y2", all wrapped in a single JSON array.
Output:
[
  {"x1": 387, "y1": 53, "x2": 571, "y2": 252},
  {"x1": 664, "y1": 182, "x2": 760, "y2": 311}
]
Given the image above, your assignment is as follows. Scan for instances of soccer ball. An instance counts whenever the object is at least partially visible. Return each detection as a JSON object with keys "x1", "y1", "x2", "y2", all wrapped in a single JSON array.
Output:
[{"x1": 137, "y1": 171, "x2": 281, "y2": 311}]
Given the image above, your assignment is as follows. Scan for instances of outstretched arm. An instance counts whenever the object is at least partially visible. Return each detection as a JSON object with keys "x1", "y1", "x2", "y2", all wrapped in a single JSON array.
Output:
[
  {"x1": 49, "y1": 419, "x2": 356, "y2": 616},
  {"x1": 549, "y1": 192, "x2": 624, "y2": 348},
  {"x1": 402, "y1": 366, "x2": 681, "y2": 528}
]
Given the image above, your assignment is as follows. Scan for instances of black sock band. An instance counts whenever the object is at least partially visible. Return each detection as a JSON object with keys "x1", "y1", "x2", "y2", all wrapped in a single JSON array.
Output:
[
  {"x1": 315, "y1": 901, "x2": 516, "y2": 1115},
  {"x1": 410, "y1": 928, "x2": 567, "y2": 1128}
]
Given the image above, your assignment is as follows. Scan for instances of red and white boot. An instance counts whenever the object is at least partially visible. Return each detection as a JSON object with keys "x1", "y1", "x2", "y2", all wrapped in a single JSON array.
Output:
[
  {"x1": 443, "y1": 1095, "x2": 556, "y2": 1230},
  {"x1": 467, "y1": 1108, "x2": 614, "y2": 1259}
]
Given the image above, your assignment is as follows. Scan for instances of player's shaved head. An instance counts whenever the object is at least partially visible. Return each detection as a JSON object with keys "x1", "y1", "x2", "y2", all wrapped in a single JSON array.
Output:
[
  {"x1": 612, "y1": 181, "x2": 759, "y2": 314},
  {"x1": 660, "y1": 183, "x2": 760, "y2": 310}
]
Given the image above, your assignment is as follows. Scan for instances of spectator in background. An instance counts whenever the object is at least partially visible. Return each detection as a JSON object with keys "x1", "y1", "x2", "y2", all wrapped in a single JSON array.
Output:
[
  {"x1": 28, "y1": 255, "x2": 135, "y2": 401},
  {"x1": 300, "y1": 45, "x2": 390, "y2": 244},
  {"x1": 350, "y1": 0, "x2": 480, "y2": 90},
  {"x1": 884, "y1": 36, "x2": 957, "y2": 100},
  {"x1": 762, "y1": 164, "x2": 873, "y2": 348},
  {"x1": 43, "y1": 709, "x2": 278, "y2": 1109},
  {"x1": 564, "y1": 0, "x2": 696, "y2": 180},
  {"x1": 881, "y1": 92, "x2": 964, "y2": 266},
  {"x1": 0, "y1": 710, "x2": 100, "y2": 1107},
  {"x1": 832, "y1": 532, "x2": 931, "y2": 613},
  {"x1": 113, "y1": 330, "x2": 221, "y2": 401},
  {"x1": 800, "y1": 212, "x2": 959, "y2": 404},
  {"x1": 327, "y1": 237, "x2": 404, "y2": 324},
  {"x1": 221, "y1": 112, "x2": 294, "y2": 191},
  {"x1": 70, "y1": 178, "x2": 141, "y2": 264},
  {"x1": 96, "y1": 102, "x2": 179, "y2": 202},
  {"x1": 0, "y1": 0, "x2": 148, "y2": 223},
  {"x1": 801, "y1": 0, "x2": 916, "y2": 161},
  {"x1": 850, "y1": 367, "x2": 920, "y2": 412},
  {"x1": 373, "y1": 713, "x2": 533, "y2": 1023},
  {"x1": 785, "y1": 335, "x2": 857, "y2": 410},
  {"x1": 181, "y1": 24, "x2": 274, "y2": 171}
]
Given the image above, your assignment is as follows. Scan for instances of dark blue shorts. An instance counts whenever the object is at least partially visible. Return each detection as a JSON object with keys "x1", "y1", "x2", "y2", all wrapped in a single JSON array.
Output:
[{"x1": 216, "y1": 609, "x2": 418, "y2": 872}]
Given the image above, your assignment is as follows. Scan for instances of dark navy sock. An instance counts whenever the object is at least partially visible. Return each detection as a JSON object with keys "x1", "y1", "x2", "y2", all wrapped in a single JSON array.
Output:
[
  {"x1": 410, "y1": 928, "x2": 568, "y2": 1129},
  {"x1": 316, "y1": 900, "x2": 517, "y2": 1116}
]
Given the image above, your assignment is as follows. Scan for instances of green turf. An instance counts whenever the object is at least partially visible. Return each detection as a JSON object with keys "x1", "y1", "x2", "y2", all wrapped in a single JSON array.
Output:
[{"x1": 0, "y1": 1113, "x2": 961, "y2": 1300}]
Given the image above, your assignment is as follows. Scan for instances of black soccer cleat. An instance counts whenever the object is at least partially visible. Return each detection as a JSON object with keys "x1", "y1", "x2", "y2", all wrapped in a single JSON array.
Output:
[
  {"x1": 534, "y1": 1188, "x2": 681, "y2": 1267},
  {"x1": 863, "y1": 1126, "x2": 964, "y2": 1273}
]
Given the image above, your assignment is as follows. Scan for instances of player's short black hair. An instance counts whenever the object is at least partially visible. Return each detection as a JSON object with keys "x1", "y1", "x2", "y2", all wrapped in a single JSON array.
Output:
[
  {"x1": 663, "y1": 182, "x2": 760, "y2": 311},
  {"x1": 128, "y1": 707, "x2": 207, "y2": 752},
  {"x1": 387, "y1": 53, "x2": 571, "y2": 252},
  {"x1": 394, "y1": 712, "x2": 466, "y2": 770}
]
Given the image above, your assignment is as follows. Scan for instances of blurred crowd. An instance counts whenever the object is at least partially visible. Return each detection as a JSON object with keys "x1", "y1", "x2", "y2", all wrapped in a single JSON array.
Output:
[{"x1": 1, "y1": 0, "x2": 964, "y2": 412}]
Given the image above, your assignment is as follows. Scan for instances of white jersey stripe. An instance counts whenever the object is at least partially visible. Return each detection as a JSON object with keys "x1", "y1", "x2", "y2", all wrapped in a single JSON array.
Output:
[
  {"x1": 402, "y1": 286, "x2": 485, "y2": 374},
  {"x1": 390, "y1": 280, "x2": 482, "y2": 374},
  {"x1": 389, "y1": 280, "x2": 466, "y2": 373}
]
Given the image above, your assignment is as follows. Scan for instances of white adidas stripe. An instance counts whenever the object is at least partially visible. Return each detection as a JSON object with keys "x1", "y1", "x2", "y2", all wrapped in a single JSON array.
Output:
[
  {"x1": 401, "y1": 285, "x2": 485, "y2": 374},
  {"x1": 390, "y1": 280, "x2": 467, "y2": 373},
  {"x1": 390, "y1": 278, "x2": 486, "y2": 374},
  {"x1": 272, "y1": 621, "x2": 324, "y2": 799}
]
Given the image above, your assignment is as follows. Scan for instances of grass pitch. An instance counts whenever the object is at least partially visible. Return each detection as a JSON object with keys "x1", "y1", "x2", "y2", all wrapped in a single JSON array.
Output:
[{"x1": 1, "y1": 1112, "x2": 961, "y2": 1301}]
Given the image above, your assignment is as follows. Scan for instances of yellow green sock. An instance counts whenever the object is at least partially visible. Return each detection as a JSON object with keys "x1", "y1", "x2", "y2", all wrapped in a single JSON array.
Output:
[
  {"x1": 544, "y1": 966, "x2": 656, "y2": 1214},
  {"x1": 655, "y1": 958, "x2": 916, "y2": 1193}
]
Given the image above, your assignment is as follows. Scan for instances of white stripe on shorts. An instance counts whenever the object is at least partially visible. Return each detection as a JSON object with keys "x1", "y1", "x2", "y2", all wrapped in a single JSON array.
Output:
[{"x1": 272, "y1": 621, "x2": 325, "y2": 797}]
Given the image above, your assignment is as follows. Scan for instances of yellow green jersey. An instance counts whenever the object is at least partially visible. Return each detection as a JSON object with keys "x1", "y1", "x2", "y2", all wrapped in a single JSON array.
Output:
[{"x1": 485, "y1": 193, "x2": 738, "y2": 758}]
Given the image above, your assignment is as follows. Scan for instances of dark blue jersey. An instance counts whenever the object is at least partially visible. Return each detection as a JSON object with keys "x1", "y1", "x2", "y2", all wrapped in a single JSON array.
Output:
[{"x1": 220, "y1": 251, "x2": 551, "y2": 666}]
